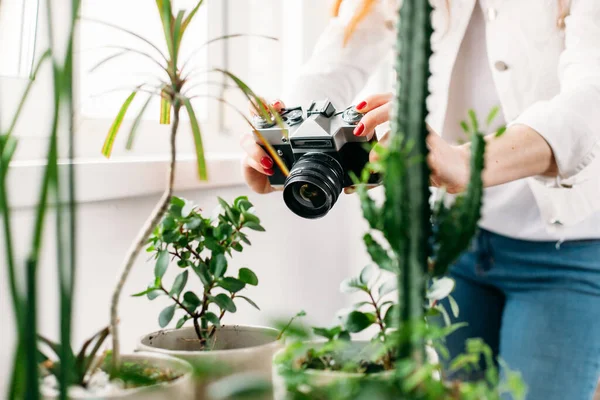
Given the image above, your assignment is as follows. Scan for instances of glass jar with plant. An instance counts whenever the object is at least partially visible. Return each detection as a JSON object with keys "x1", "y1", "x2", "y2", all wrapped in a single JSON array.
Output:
[{"x1": 135, "y1": 196, "x2": 282, "y2": 398}]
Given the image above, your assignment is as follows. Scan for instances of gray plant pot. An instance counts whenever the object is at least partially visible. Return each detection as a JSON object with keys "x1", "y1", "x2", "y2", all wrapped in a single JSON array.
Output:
[
  {"x1": 41, "y1": 352, "x2": 194, "y2": 400},
  {"x1": 137, "y1": 325, "x2": 281, "y2": 400}
]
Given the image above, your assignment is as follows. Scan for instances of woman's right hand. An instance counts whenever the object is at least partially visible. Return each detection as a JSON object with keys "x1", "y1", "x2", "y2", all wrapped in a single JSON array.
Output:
[{"x1": 240, "y1": 99, "x2": 286, "y2": 194}]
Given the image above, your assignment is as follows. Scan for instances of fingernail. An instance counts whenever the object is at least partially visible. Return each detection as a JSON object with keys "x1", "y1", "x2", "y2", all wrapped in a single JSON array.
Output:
[
  {"x1": 260, "y1": 156, "x2": 273, "y2": 169},
  {"x1": 264, "y1": 168, "x2": 274, "y2": 176},
  {"x1": 356, "y1": 101, "x2": 367, "y2": 111},
  {"x1": 353, "y1": 123, "x2": 365, "y2": 136},
  {"x1": 272, "y1": 101, "x2": 282, "y2": 108}
]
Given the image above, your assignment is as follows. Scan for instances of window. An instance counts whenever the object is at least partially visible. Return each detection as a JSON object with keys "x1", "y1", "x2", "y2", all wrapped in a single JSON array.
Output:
[
  {"x1": 76, "y1": 0, "x2": 284, "y2": 160},
  {"x1": 0, "y1": 0, "x2": 39, "y2": 78}
]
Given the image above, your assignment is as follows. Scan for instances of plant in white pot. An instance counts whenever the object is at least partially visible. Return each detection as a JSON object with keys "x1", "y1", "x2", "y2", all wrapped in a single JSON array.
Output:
[
  {"x1": 271, "y1": 266, "x2": 458, "y2": 400},
  {"x1": 96, "y1": 0, "x2": 280, "y2": 377},
  {"x1": 38, "y1": 327, "x2": 194, "y2": 400},
  {"x1": 135, "y1": 196, "x2": 281, "y2": 398}
]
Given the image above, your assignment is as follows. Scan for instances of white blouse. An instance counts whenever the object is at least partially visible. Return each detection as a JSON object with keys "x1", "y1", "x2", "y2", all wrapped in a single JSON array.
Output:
[{"x1": 284, "y1": 0, "x2": 600, "y2": 240}]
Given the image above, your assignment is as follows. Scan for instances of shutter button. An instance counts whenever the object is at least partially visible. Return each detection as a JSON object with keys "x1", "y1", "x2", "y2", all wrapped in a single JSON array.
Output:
[{"x1": 494, "y1": 61, "x2": 509, "y2": 71}]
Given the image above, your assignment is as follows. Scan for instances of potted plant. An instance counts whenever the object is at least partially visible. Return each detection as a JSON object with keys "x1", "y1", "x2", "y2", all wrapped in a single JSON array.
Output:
[
  {"x1": 97, "y1": 0, "x2": 281, "y2": 379},
  {"x1": 269, "y1": 0, "x2": 527, "y2": 398},
  {"x1": 134, "y1": 195, "x2": 281, "y2": 398},
  {"x1": 38, "y1": 327, "x2": 194, "y2": 400},
  {"x1": 271, "y1": 267, "x2": 458, "y2": 399},
  {"x1": 0, "y1": 1, "x2": 196, "y2": 398}
]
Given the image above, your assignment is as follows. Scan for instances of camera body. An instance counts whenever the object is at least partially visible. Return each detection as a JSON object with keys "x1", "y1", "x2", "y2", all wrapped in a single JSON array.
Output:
[{"x1": 253, "y1": 99, "x2": 377, "y2": 219}]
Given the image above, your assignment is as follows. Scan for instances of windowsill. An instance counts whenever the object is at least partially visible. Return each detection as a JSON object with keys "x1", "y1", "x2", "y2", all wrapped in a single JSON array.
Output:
[{"x1": 7, "y1": 152, "x2": 246, "y2": 209}]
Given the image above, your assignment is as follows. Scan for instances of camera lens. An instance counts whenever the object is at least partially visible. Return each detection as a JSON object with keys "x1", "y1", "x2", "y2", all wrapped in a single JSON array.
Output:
[{"x1": 283, "y1": 153, "x2": 344, "y2": 219}]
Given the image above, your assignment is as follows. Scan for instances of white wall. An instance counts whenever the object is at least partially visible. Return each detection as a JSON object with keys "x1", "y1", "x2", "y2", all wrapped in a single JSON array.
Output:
[{"x1": 0, "y1": 183, "x2": 375, "y2": 394}]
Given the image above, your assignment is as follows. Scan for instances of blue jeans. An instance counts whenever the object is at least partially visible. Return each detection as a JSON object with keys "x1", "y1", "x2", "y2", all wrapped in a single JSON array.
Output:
[{"x1": 439, "y1": 229, "x2": 600, "y2": 400}]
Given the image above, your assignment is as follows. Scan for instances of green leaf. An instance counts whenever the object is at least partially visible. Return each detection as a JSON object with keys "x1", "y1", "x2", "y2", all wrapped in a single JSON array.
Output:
[
  {"x1": 340, "y1": 277, "x2": 365, "y2": 293},
  {"x1": 212, "y1": 294, "x2": 236, "y2": 313},
  {"x1": 175, "y1": 315, "x2": 190, "y2": 329},
  {"x1": 427, "y1": 277, "x2": 455, "y2": 301},
  {"x1": 238, "y1": 268, "x2": 258, "y2": 286},
  {"x1": 156, "y1": 0, "x2": 175, "y2": 60},
  {"x1": 378, "y1": 279, "x2": 397, "y2": 297},
  {"x1": 170, "y1": 196, "x2": 185, "y2": 216},
  {"x1": 243, "y1": 222, "x2": 265, "y2": 232},
  {"x1": 169, "y1": 270, "x2": 188, "y2": 298},
  {"x1": 126, "y1": 93, "x2": 153, "y2": 150},
  {"x1": 486, "y1": 106, "x2": 500, "y2": 126},
  {"x1": 183, "y1": 97, "x2": 208, "y2": 180},
  {"x1": 181, "y1": 0, "x2": 204, "y2": 35},
  {"x1": 210, "y1": 253, "x2": 227, "y2": 278},
  {"x1": 183, "y1": 291, "x2": 201, "y2": 310},
  {"x1": 343, "y1": 311, "x2": 373, "y2": 333},
  {"x1": 468, "y1": 109, "x2": 479, "y2": 132},
  {"x1": 218, "y1": 277, "x2": 245, "y2": 293},
  {"x1": 204, "y1": 311, "x2": 220, "y2": 327},
  {"x1": 359, "y1": 264, "x2": 377, "y2": 286},
  {"x1": 154, "y1": 250, "x2": 169, "y2": 279},
  {"x1": 159, "y1": 305, "x2": 176, "y2": 328},
  {"x1": 495, "y1": 126, "x2": 507, "y2": 137},
  {"x1": 148, "y1": 289, "x2": 162, "y2": 300},
  {"x1": 181, "y1": 199, "x2": 196, "y2": 218},
  {"x1": 236, "y1": 295, "x2": 260, "y2": 311},
  {"x1": 241, "y1": 212, "x2": 260, "y2": 225},
  {"x1": 102, "y1": 91, "x2": 137, "y2": 158},
  {"x1": 384, "y1": 304, "x2": 399, "y2": 328},
  {"x1": 459, "y1": 120, "x2": 470, "y2": 134},
  {"x1": 312, "y1": 327, "x2": 338, "y2": 340},
  {"x1": 435, "y1": 304, "x2": 451, "y2": 327},
  {"x1": 363, "y1": 234, "x2": 397, "y2": 273},
  {"x1": 132, "y1": 286, "x2": 161, "y2": 299},
  {"x1": 448, "y1": 295, "x2": 460, "y2": 318},
  {"x1": 185, "y1": 217, "x2": 202, "y2": 230},
  {"x1": 160, "y1": 92, "x2": 171, "y2": 125},
  {"x1": 192, "y1": 263, "x2": 211, "y2": 286}
]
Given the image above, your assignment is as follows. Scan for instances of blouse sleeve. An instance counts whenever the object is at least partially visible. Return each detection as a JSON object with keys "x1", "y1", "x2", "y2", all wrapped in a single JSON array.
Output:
[
  {"x1": 283, "y1": 0, "x2": 396, "y2": 109},
  {"x1": 511, "y1": 0, "x2": 600, "y2": 180}
]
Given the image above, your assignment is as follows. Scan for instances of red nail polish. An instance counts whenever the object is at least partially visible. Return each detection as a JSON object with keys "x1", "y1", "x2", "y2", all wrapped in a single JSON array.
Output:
[
  {"x1": 264, "y1": 168, "x2": 274, "y2": 176},
  {"x1": 354, "y1": 123, "x2": 365, "y2": 136},
  {"x1": 272, "y1": 101, "x2": 282, "y2": 108},
  {"x1": 356, "y1": 101, "x2": 367, "y2": 111},
  {"x1": 260, "y1": 156, "x2": 273, "y2": 169}
]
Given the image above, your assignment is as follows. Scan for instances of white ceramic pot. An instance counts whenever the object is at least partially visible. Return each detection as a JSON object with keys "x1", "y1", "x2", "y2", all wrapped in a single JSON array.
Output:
[
  {"x1": 137, "y1": 325, "x2": 281, "y2": 399},
  {"x1": 41, "y1": 352, "x2": 194, "y2": 400},
  {"x1": 271, "y1": 341, "x2": 393, "y2": 400}
]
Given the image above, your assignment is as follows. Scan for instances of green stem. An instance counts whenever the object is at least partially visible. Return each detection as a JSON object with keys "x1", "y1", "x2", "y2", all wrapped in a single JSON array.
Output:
[
  {"x1": 110, "y1": 103, "x2": 180, "y2": 371},
  {"x1": 393, "y1": 0, "x2": 433, "y2": 363}
]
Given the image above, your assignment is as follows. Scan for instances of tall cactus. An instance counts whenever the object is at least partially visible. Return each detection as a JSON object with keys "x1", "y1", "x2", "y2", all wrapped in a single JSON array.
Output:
[
  {"x1": 357, "y1": 0, "x2": 486, "y2": 367},
  {"x1": 392, "y1": 0, "x2": 433, "y2": 361}
]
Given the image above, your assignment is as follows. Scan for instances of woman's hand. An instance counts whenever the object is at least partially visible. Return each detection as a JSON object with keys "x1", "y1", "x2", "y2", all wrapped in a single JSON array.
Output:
[
  {"x1": 353, "y1": 92, "x2": 470, "y2": 194},
  {"x1": 240, "y1": 99, "x2": 286, "y2": 194}
]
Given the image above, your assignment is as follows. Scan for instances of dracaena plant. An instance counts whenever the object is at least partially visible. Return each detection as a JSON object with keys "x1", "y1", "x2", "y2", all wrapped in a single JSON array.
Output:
[
  {"x1": 134, "y1": 196, "x2": 264, "y2": 347},
  {"x1": 95, "y1": 0, "x2": 280, "y2": 370}
]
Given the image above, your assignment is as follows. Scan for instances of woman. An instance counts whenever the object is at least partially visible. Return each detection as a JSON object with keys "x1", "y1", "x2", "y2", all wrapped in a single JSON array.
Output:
[{"x1": 240, "y1": 1, "x2": 600, "y2": 399}]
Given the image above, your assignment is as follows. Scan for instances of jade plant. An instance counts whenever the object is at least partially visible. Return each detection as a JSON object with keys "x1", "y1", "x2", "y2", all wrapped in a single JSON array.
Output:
[
  {"x1": 97, "y1": 0, "x2": 279, "y2": 370},
  {"x1": 135, "y1": 195, "x2": 264, "y2": 347}
]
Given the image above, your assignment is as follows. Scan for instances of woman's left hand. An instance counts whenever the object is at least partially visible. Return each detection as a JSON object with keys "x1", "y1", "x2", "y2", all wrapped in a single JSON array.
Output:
[{"x1": 353, "y1": 93, "x2": 470, "y2": 194}]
